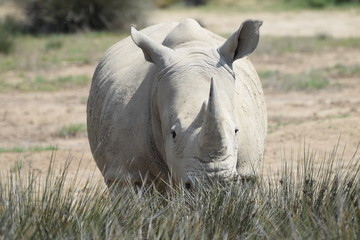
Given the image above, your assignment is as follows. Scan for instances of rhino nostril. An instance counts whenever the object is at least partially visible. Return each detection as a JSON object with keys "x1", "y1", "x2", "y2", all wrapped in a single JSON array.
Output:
[{"x1": 185, "y1": 182, "x2": 192, "y2": 190}]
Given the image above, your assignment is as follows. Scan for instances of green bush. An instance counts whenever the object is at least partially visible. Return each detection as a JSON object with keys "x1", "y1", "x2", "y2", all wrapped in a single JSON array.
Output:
[
  {"x1": 284, "y1": 0, "x2": 360, "y2": 8},
  {"x1": 333, "y1": 0, "x2": 360, "y2": 2},
  {"x1": 14, "y1": 0, "x2": 150, "y2": 33},
  {"x1": 153, "y1": 0, "x2": 207, "y2": 8},
  {"x1": 0, "y1": 25, "x2": 13, "y2": 54},
  {"x1": 0, "y1": 16, "x2": 23, "y2": 54},
  {"x1": 184, "y1": 0, "x2": 207, "y2": 6}
]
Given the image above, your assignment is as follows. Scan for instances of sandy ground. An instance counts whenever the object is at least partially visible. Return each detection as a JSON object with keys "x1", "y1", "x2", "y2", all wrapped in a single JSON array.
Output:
[{"x1": 0, "y1": 8, "x2": 359, "y2": 188}]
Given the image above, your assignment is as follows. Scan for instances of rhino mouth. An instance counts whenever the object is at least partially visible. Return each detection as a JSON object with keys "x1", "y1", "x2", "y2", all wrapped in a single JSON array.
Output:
[
  {"x1": 183, "y1": 172, "x2": 257, "y2": 190},
  {"x1": 184, "y1": 157, "x2": 258, "y2": 188},
  {"x1": 186, "y1": 156, "x2": 237, "y2": 178},
  {"x1": 193, "y1": 155, "x2": 231, "y2": 164}
]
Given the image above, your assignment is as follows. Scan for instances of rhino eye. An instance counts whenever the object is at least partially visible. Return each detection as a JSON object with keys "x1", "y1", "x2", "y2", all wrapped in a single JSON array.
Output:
[
  {"x1": 171, "y1": 130, "x2": 177, "y2": 139},
  {"x1": 235, "y1": 128, "x2": 239, "y2": 134}
]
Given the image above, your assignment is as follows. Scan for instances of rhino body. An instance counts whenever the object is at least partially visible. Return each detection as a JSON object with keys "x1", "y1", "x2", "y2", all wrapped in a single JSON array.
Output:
[{"x1": 87, "y1": 19, "x2": 267, "y2": 188}]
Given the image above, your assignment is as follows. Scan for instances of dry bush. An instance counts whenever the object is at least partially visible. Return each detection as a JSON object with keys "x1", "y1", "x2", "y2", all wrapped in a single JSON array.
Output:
[{"x1": 14, "y1": 0, "x2": 150, "y2": 33}]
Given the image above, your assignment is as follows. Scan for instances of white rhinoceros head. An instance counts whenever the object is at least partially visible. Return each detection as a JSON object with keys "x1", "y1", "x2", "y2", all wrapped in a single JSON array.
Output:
[{"x1": 131, "y1": 19, "x2": 262, "y2": 189}]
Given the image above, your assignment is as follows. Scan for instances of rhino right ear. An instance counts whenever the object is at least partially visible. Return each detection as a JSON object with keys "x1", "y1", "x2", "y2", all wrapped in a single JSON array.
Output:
[
  {"x1": 218, "y1": 20, "x2": 262, "y2": 64},
  {"x1": 131, "y1": 27, "x2": 174, "y2": 66}
]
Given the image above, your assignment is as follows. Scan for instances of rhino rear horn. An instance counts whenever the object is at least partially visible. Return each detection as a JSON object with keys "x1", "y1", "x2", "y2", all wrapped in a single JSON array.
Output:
[
  {"x1": 131, "y1": 27, "x2": 174, "y2": 66},
  {"x1": 218, "y1": 19, "x2": 262, "y2": 64}
]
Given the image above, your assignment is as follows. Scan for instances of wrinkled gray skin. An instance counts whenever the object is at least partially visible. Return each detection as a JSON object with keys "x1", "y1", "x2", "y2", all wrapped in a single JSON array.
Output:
[{"x1": 87, "y1": 19, "x2": 267, "y2": 189}]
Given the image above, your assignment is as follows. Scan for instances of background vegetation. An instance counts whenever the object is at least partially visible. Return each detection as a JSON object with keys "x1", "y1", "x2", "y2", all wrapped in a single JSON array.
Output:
[
  {"x1": 284, "y1": 0, "x2": 360, "y2": 8},
  {"x1": 1, "y1": 0, "x2": 359, "y2": 54},
  {"x1": 155, "y1": 0, "x2": 360, "y2": 8},
  {"x1": 12, "y1": 0, "x2": 150, "y2": 33}
]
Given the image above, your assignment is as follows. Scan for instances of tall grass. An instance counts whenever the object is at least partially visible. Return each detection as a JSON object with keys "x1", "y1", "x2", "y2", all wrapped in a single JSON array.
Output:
[{"x1": 0, "y1": 146, "x2": 359, "y2": 239}]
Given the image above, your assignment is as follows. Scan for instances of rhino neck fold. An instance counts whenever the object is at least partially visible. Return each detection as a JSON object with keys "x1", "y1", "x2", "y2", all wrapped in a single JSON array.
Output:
[{"x1": 149, "y1": 80, "x2": 170, "y2": 179}]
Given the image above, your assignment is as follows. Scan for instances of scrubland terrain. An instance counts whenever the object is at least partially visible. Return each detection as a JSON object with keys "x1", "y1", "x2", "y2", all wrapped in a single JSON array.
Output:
[
  {"x1": 1, "y1": 6, "x2": 359, "y2": 186},
  {"x1": 0, "y1": 2, "x2": 359, "y2": 238}
]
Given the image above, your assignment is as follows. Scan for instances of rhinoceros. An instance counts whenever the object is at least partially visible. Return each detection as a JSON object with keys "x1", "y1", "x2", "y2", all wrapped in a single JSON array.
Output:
[{"x1": 87, "y1": 18, "x2": 267, "y2": 189}]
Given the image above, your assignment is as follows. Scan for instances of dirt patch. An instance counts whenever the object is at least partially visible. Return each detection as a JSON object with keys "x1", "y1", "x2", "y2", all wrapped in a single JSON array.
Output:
[
  {"x1": 0, "y1": 87, "x2": 103, "y2": 187},
  {"x1": 0, "y1": 9, "x2": 359, "y2": 188},
  {"x1": 264, "y1": 89, "x2": 360, "y2": 178}
]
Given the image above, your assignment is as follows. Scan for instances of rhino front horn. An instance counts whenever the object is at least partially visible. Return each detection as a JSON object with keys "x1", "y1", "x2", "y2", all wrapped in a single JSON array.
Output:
[{"x1": 199, "y1": 78, "x2": 226, "y2": 152}]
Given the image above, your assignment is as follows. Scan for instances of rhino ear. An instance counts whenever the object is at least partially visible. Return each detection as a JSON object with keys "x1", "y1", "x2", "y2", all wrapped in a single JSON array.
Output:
[
  {"x1": 218, "y1": 20, "x2": 262, "y2": 64},
  {"x1": 131, "y1": 27, "x2": 174, "y2": 66}
]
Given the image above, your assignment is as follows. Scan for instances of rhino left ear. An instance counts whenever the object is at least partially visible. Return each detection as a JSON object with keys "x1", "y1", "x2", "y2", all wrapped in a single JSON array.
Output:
[
  {"x1": 131, "y1": 27, "x2": 174, "y2": 66},
  {"x1": 218, "y1": 20, "x2": 262, "y2": 64}
]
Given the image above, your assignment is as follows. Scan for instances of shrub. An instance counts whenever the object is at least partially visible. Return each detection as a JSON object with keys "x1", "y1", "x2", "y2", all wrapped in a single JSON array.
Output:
[
  {"x1": 0, "y1": 25, "x2": 13, "y2": 54},
  {"x1": 283, "y1": 0, "x2": 360, "y2": 8},
  {"x1": 0, "y1": 16, "x2": 22, "y2": 54},
  {"x1": 153, "y1": 0, "x2": 207, "y2": 8},
  {"x1": 14, "y1": 0, "x2": 150, "y2": 33},
  {"x1": 184, "y1": 0, "x2": 208, "y2": 6}
]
